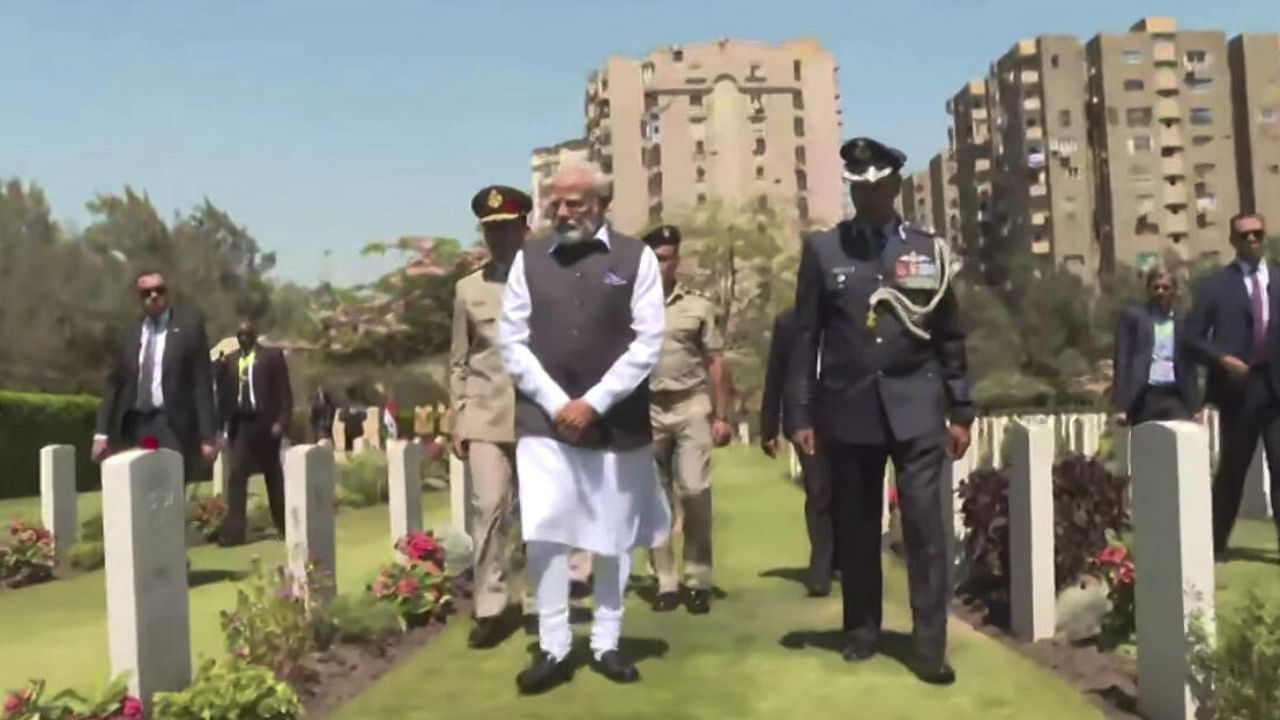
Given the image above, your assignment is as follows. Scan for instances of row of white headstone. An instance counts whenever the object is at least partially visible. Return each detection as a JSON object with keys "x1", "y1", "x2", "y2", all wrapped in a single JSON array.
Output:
[{"x1": 35, "y1": 440, "x2": 429, "y2": 710}]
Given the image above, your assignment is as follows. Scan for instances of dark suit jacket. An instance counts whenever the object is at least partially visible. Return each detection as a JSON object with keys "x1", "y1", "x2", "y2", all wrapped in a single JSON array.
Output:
[
  {"x1": 217, "y1": 346, "x2": 294, "y2": 439},
  {"x1": 95, "y1": 306, "x2": 217, "y2": 454},
  {"x1": 789, "y1": 219, "x2": 974, "y2": 444},
  {"x1": 761, "y1": 308, "x2": 799, "y2": 441},
  {"x1": 1185, "y1": 261, "x2": 1280, "y2": 406},
  {"x1": 1111, "y1": 303, "x2": 1200, "y2": 415}
]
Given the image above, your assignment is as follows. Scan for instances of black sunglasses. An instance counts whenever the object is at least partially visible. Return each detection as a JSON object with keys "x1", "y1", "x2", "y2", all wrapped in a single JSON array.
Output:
[
  {"x1": 139, "y1": 286, "x2": 167, "y2": 299},
  {"x1": 1239, "y1": 230, "x2": 1265, "y2": 243}
]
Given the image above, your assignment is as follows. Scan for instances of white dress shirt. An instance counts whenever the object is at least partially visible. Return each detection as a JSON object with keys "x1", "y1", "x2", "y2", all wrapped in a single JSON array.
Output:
[
  {"x1": 1240, "y1": 260, "x2": 1270, "y2": 328},
  {"x1": 138, "y1": 310, "x2": 171, "y2": 409},
  {"x1": 498, "y1": 223, "x2": 672, "y2": 556}
]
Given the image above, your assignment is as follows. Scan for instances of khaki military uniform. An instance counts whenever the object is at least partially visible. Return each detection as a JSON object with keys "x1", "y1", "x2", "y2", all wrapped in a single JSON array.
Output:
[
  {"x1": 649, "y1": 284, "x2": 724, "y2": 593},
  {"x1": 450, "y1": 262, "x2": 531, "y2": 618}
]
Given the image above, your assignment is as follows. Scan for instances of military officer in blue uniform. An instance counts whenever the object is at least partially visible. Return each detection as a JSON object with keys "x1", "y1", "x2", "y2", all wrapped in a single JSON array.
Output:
[{"x1": 788, "y1": 137, "x2": 974, "y2": 685}]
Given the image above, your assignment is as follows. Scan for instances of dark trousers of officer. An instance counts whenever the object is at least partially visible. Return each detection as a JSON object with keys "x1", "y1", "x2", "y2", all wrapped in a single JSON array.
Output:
[
  {"x1": 123, "y1": 408, "x2": 196, "y2": 482},
  {"x1": 793, "y1": 443, "x2": 835, "y2": 588},
  {"x1": 1212, "y1": 368, "x2": 1280, "y2": 554},
  {"x1": 220, "y1": 412, "x2": 286, "y2": 545},
  {"x1": 1130, "y1": 385, "x2": 1194, "y2": 424},
  {"x1": 828, "y1": 430, "x2": 948, "y2": 665}
]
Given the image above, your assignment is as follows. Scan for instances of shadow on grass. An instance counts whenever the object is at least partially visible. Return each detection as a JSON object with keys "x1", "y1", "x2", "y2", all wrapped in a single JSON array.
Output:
[
  {"x1": 1224, "y1": 547, "x2": 1280, "y2": 566},
  {"x1": 188, "y1": 569, "x2": 249, "y2": 588},
  {"x1": 759, "y1": 567, "x2": 809, "y2": 588},
  {"x1": 779, "y1": 629, "x2": 917, "y2": 671}
]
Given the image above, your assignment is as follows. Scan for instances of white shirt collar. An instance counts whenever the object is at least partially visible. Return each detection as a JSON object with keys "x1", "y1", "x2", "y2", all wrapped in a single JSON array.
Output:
[{"x1": 1238, "y1": 259, "x2": 1269, "y2": 278}]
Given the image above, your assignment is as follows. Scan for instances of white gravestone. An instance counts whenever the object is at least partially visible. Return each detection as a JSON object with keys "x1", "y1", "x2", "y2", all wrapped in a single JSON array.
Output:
[
  {"x1": 1131, "y1": 421, "x2": 1215, "y2": 720},
  {"x1": 353, "y1": 436, "x2": 369, "y2": 454},
  {"x1": 211, "y1": 450, "x2": 229, "y2": 497},
  {"x1": 1239, "y1": 442, "x2": 1272, "y2": 520},
  {"x1": 387, "y1": 440, "x2": 425, "y2": 543},
  {"x1": 284, "y1": 445, "x2": 337, "y2": 601},
  {"x1": 40, "y1": 444, "x2": 77, "y2": 556},
  {"x1": 1009, "y1": 419, "x2": 1056, "y2": 641},
  {"x1": 942, "y1": 441, "x2": 974, "y2": 592},
  {"x1": 991, "y1": 417, "x2": 1008, "y2": 469},
  {"x1": 102, "y1": 449, "x2": 191, "y2": 707}
]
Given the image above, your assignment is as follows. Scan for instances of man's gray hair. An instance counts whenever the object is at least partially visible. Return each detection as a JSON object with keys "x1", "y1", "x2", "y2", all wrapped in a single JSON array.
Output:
[{"x1": 552, "y1": 161, "x2": 613, "y2": 205}]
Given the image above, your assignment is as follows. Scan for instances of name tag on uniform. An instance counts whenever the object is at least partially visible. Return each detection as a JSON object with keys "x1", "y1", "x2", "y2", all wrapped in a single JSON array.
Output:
[
  {"x1": 894, "y1": 252, "x2": 940, "y2": 291},
  {"x1": 829, "y1": 266, "x2": 856, "y2": 290}
]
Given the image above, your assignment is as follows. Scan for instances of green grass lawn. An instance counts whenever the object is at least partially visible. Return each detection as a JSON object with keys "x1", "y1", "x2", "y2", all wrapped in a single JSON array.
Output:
[
  {"x1": 0, "y1": 484, "x2": 452, "y2": 693},
  {"x1": 333, "y1": 446, "x2": 1103, "y2": 720}
]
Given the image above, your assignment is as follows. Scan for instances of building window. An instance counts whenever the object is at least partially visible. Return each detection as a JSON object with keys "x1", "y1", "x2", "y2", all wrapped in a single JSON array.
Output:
[
  {"x1": 1026, "y1": 115, "x2": 1039, "y2": 128},
  {"x1": 793, "y1": 94, "x2": 804, "y2": 110},
  {"x1": 793, "y1": 117, "x2": 805, "y2": 137},
  {"x1": 696, "y1": 166, "x2": 706, "y2": 182},
  {"x1": 690, "y1": 93, "x2": 703, "y2": 107},
  {"x1": 695, "y1": 140, "x2": 705, "y2": 155},
  {"x1": 1126, "y1": 107, "x2": 1153, "y2": 127},
  {"x1": 1261, "y1": 108, "x2": 1279, "y2": 124},
  {"x1": 1123, "y1": 50, "x2": 1143, "y2": 65},
  {"x1": 1185, "y1": 75, "x2": 1214, "y2": 92},
  {"x1": 748, "y1": 63, "x2": 763, "y2": 79},
  {"x1": 756, "y1": 165, "x2": 765, "y2": 179},
  {"x1": 1185, "y1": 50, "x2": 1208, "y2": 64},
  {"x1": 1192, "y1": 134, "x2": 1213, "y2": 146},
  {"x1": 697, "y1": 193, "x2": 707, "y2": 205},
  {"x1": 1059, "y1": 109, "x2": 1071, "y2": 127},
  {"x1": 1124, "y1": 79, "x2": 1145, "y2": 92},
  {"x1": 754, "y1": 138, "x2": 766, "y2": 156},
  {"x1": 672, "y1": 48, "x2": 683, "y2": 62},
  {"x1": 796, "y1": 170, "x2": 808, "y2": 191},
  {"x1": 600, "y1": 99, "x2": 611, "y2": 118},
  {"x1": 1270, "y1": 164, "x2": 1280, "y2": 175},
  {"x1": 797, "y1": 196, "x2": 809, "y2": 221},
  {"x1": 1189, "y1": 108, "x2": 1213, "y2": 125},
  {"x1": 1050, "y1": 54, "x2": 1060, "y2": 69},
  {"x1": 1130, "y1": 135, "x2": 1152, "y2": 153},
  {"x1": 757, "y1": 195, "x2": 769, "y2": 210},
  {"x1": 793, "y1": 59, "x2": 802, "y2": 81},
  {"x1": 795, "y1": 146, "x2": 806, "y2": 165}
]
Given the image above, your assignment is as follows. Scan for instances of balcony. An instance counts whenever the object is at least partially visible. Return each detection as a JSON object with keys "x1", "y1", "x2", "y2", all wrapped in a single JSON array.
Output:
[
  {"x1": 1159, "y1": 124, "x2": 1185, "y2": 148},
  {"x1": 975, "y1": 158, "x2": 992, "y2": 172},
  {"x1": 1156, "y1": 98, "x2": 1181, "y2": 120},
  {"x1": 1026, "y1": 126, "x2": 1044, "y2": 140},
  {"x1": 1164, "y1": 212, "x2": 1189, "y2": 234},
  {"x1": 1163, "y1": 184, "x2": 1188, "y2": 208},
  {"x1": 1161, "y1": 155, "x2": 1186, "y2": 178},
  {"x1": 1020, "y1": 70, "x2": 1041, "y2": 85},
  {"x1": 1031, "y1": 211, "x2": 1049, "y2": 225},
  {"x1": 1031, "y1": 239, "x2": 1052, "y2": 255},
  {"x1": 1155, "y1": 68, "x2": 1180, "y2": 95},
  {"x1": 1153, "y1": 42, "x2": 1178, "y2": 65},
  {"x1": 1023, "y1": 96, "x2": 1042, "y2": 112},
  {"x1": 1030, "y1": 183, "x2": 1048, "y2": 198}
]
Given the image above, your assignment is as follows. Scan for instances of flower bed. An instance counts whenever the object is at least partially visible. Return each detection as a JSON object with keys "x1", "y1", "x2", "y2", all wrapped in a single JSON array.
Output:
[{"x1": 0, "y1": 520, "x2": 55, "y2": 589}]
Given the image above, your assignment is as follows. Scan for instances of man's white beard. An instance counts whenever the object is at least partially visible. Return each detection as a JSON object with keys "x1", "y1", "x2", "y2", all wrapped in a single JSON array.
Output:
[{"x1": 555, "y1": 218, "x2": 601, "y2": 244}]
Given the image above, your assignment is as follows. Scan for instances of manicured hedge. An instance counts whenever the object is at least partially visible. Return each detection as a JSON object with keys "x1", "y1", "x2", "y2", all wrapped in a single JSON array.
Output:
[{"x1": 0, "y1": 391, "x2": 100, "y2": 500}]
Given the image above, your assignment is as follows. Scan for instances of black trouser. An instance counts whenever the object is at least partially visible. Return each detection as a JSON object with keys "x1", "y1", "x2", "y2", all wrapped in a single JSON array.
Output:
[
  {"x1": 123, "y1": 408, "x2": 195, "y2": 482},
  {"x1": 220, "y1": 413, "x2": 286, "y2": 544},
  {"x1": 1212, "y1": 369, "x2": 1280, "y2": 554},
  {"x1": 793, "y1": 442, "x2": 834, "y2": 588},
  {"x1": 827, "y1": 430, "x2": 948, "y2": 666},
  {"x1": 1130, "y1": 385, "x2": 1194, "y2": 424}
]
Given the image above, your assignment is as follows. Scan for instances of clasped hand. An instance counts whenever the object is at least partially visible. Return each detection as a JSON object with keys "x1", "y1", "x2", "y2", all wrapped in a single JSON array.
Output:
[{"x1": 554, "y1": 399, "x2": 599, "y2": 444}]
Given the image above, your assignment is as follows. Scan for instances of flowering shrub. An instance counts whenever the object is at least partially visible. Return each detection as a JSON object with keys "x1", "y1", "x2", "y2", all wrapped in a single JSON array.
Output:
[
  {"x1": 187, "y1": 496, "x2": 228, "y2": 542},
  {"x1": 370, "y1": 531, "x2": 450, "y2": 628},
  {"x1": 1189, "y1": 591, "x2": 1280, "y2": 719},
  {"x1": 0, "y1": 520, "x2": 56, "y2": 588},
  {"x1": 1089, "y1": 532, "x2": 1136, "y2": 648},
  {"x1": 152, "y1": 658, "x2": 301, "y2": 720},
  {"x1": 3, "y1": 675, "x2": 141, "y2": 720},
  {"x1": 219, "y1": 557, "x2": 333, "y2": 682}
]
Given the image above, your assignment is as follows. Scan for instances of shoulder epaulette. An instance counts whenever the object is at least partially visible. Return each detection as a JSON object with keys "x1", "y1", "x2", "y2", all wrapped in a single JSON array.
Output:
[{"x1": 902, "y1": 221, "x2": 939, "y2": 237}]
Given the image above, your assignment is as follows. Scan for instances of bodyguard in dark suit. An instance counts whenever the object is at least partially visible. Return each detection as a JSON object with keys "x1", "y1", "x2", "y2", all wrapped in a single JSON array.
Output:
[
  {"x1": 92, "y1": 270, "x2": 217, "y2": 477},
  {"x1": 761, "y1": 306, "x2": 834, "y2": 597},
  {"x1": 1185, "y1": 212, "x2": 1280, "y2": 558},
  {"x1": 216, "y1": 321, "x2": 293, "y2": 545},
  {"x1": 1112, "y1": 267, "x2": 1200, "y2": 425},
  {"x1": 789, "y1": 137, "x2": 973, "y2": 685}
]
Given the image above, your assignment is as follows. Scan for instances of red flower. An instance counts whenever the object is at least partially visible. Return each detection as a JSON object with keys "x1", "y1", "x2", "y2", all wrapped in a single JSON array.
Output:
[
  {"x1": 121, "y1": 696, "x2": 144, "y2": 718},
  {"x1": 4, "y1": 688, "x2": 32, "y2": 716},
  {"x1": 887, "y1": 485, "x2": 899, "y2": 506},
  {"x1": 140, "y1": 437, "x2": 160, "y2": 451},
  {"x1": 396, "y1": 577, "x2": 420, "y2": 598},
  {"x1": 1097, "y1": 545, "x2": 1128, "y2": 566}
]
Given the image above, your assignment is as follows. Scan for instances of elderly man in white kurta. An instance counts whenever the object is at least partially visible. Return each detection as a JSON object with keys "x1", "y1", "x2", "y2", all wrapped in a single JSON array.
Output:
[{"x1": 499, "y1": 163, "x2": 670, "y2": 695}]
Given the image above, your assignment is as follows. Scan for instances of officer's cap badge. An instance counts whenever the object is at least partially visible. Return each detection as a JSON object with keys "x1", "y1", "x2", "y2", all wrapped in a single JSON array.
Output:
[{"x1": 487, "y1": 188, "x2": 503, "y2": 209}]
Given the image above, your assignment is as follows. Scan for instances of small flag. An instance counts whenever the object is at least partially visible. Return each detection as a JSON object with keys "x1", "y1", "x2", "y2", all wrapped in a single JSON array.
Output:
[{"x1": 383, "y1": 399, "x2": 399, "y2": 439}]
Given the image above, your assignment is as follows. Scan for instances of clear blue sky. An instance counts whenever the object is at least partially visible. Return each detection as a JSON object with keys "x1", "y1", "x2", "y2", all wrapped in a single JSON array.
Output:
[{"x1": 1, "y1": 0, "x2": 1274, "y2": 286}]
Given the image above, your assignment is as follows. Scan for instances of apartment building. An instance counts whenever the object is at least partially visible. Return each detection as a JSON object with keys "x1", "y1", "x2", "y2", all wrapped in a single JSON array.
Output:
[
  {"x1": 1086, "y1": 17, "x2": 1240, "y2": 272},
  {"x1": 988, "y1": 36, "x2": 1097, "y2": 279},
  {"x1": 928, "y1": 150, "x2": 962, "y2": 248},
  {"x1": 581, "y1": 38, "x2": 845, "y2": 237},
  {"x1": 901, "y1": 169, "x2": 935, "y2": 229},
  {"x1": 1229, "y1": 33, "x2": 1280, "y2": 230},
  {"x1": 529, "y1": 138, "x2": 591, "y2": 229},
  {"x1": 946, "y1": 79, "x2": 995, "y2": 267}
]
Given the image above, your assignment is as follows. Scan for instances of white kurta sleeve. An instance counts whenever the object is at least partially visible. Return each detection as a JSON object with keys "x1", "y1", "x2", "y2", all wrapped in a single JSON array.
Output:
[
  {"x1": 582, "y1": 246, "x2": 666, "y2": 415},
  {"x1": 499, "y1": 250, "x2": 571, "y2": 418}
]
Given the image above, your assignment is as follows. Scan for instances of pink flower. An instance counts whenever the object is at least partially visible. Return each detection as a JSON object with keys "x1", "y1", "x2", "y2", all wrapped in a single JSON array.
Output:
[
  {"x1": 1096, "y1": 544, "x2": 1127, "y2": 566},
  {"x1": 372, "y1": 579, "x2": 390, "y2": 598},
  {"x1": 396, "y1": 577, "x2": 419, "y2": 598},
  {"x1": 4, "y1": 688, "x2": 31, "y2": 716},
  {"x1": 121, "y1": 696, "x2": 144, "y2": 718},
  {"x1": 887, "y1": 485, "x2": 899, "y2": 506}
]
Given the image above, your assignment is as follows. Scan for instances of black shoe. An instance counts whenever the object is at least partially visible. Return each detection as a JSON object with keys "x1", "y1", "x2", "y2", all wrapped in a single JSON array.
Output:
[
  {"x1": 842, "y1": 637, "x2": 878, "y2": 662},
  {"x1": 652, "y1": 592, "x2": 681, "y2": 612},
  {"x1": 523, "y1": 614, "x2": 538, "y2": 636},
  {"x1": 516, "y1": 651, "x2": 573, "y2": 695},
  {"x1": 468, "y1": 617, "x2": 506, "y2": 649},
  {"x1": 806, "y1": 582, "x2": 831, "y2": 598},
  {"x1": 591, "y1": 650, "x2": 640, "y2": 684},
  {"x1": 687, "y1": 589, "x2": 711, "y2": 615},
  {"x1": 913, "y1": 660, "x2": 956, "y2": 686}
]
